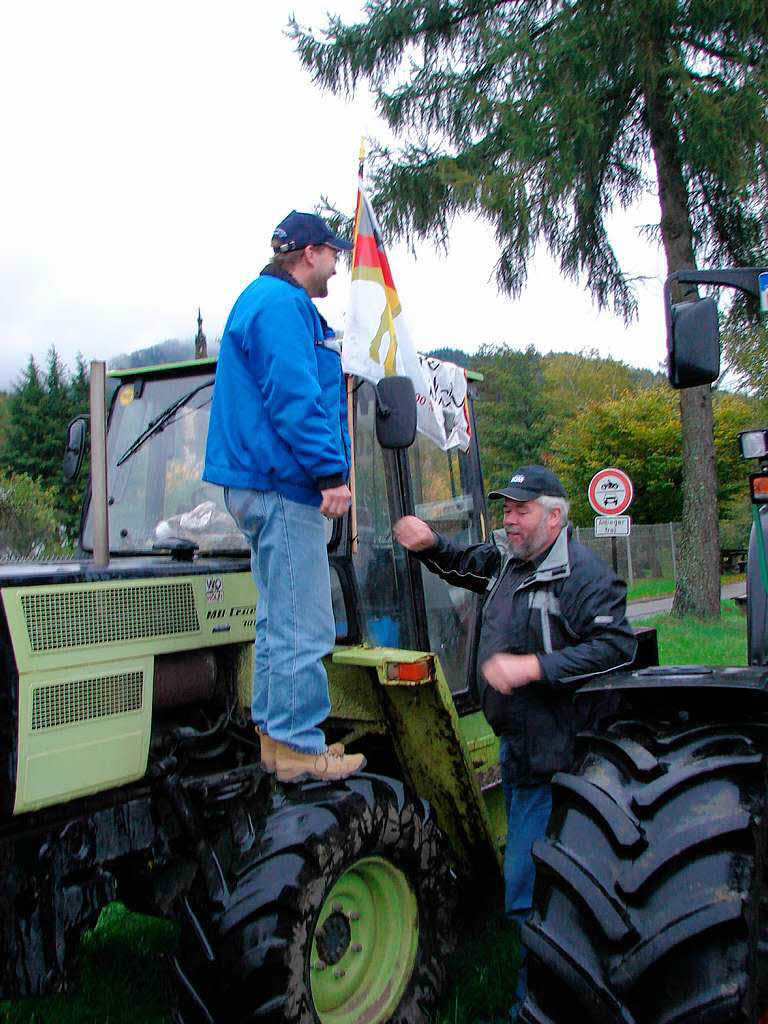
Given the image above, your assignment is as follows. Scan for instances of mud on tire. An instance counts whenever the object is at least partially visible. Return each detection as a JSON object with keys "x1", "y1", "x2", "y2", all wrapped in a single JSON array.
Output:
[
  {"x1": 521, "y1": 713, "x2": 768, "y2": 1024},
  {"x1": 174, "y1": 773, "x2": 456, "y2": 1024}
]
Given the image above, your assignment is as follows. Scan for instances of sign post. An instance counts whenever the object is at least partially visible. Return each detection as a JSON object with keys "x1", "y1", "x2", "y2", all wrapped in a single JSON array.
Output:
[{"x1": 588, "y1": 468, "x2": 634, "y2": 578}]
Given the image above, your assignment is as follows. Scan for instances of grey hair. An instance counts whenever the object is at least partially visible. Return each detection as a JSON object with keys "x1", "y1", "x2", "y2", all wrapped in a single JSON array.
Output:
[{"x1": 536, "y1": 494, "x2": 569, "y2": 525}]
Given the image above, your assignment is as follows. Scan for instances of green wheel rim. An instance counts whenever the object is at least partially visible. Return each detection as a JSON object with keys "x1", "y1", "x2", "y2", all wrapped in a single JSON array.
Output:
[{"x1": 310, "y1": 855, "x2": 419, "y2": 1024}]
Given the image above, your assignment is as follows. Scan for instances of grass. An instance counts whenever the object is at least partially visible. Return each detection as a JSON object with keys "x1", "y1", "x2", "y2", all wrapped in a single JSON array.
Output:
[
  {"x1": 627, "y1": 577, "x2": 677, "y2": 600},
  {"x1": 0, "y1": 903, "x2": 177, "y2": 1024},
  {"x1": 643, "y1": 599, "x2": 747, "y2": 666},
  {"x1": 0, "y1": 900, "x2": 520, "y2": 1024},
  {"x1": 431, "y1": 907, "x2": 520, "y2": 1024},
  {"x1": 0, "y1": 901, "x2": 519, "y2": 1024},
  {"x1": 627, "y1": 573, "x2": 744, "y2": 602}
]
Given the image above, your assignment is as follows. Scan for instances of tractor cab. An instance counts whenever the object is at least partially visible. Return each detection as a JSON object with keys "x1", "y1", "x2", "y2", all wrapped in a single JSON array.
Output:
[{"x1": 73, "y1": 358, "x2": 489, "y2": 700}]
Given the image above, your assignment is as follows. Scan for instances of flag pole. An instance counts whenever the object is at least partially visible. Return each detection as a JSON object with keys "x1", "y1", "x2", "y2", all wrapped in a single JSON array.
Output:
[{"x1": 347, "y1": 138, "x2": 366, "y2": 554}]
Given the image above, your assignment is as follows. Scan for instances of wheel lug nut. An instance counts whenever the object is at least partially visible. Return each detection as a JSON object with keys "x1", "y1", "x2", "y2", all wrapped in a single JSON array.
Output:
[
  {"x1": 352, "y1": 943, "x2": 363, "y2": 953},
  {"x1": 349, "y1": 911, "x2": 360, "y2": 920},
  {"x1": 332, "y1": 902, "x2": 343, "y2": 912},
  {"x1": 333, "y1": 967, "x2": 345, "y2": 978},
  {"x1": 313, "y1": 960, "x2": 326, "y2": 972}
]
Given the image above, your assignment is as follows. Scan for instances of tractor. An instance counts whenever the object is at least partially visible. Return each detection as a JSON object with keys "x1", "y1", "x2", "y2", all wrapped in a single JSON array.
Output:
[
  {"x1": 521, "y1": 266, "x2": 768, "y2": 1024},
  {"x1": 0, "y1": 353, "x2": 515, "y2": 1024}
]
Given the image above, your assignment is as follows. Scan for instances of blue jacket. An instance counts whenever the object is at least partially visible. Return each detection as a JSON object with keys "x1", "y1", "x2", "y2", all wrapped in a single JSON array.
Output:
[{"x1": 203, "y1": 266, "x2": 350, "y2": 506}]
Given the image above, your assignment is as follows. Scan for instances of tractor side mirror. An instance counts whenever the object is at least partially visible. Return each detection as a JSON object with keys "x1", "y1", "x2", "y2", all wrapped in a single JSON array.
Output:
[
  {"x1": 375, "y1": 376, "x2": 418, "y2": 449},
  {"x1": 667, "y1": 296, "x2": 721, "y2": 389},
  {"x1": 63, "y1": 416, "x2": 88, "y2": 481}
]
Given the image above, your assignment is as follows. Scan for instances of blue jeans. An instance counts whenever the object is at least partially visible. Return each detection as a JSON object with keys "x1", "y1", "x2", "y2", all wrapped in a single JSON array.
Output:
[
  {"x1": 500, "y1": 735, "x2": 553, "y2": 1018},
  {"x1": 224, "y1": 488, "x2": 334, "y2": 754}
]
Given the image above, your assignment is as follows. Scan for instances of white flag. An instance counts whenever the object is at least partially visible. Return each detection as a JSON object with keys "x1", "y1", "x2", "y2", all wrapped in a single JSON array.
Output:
[{"x1": 342, "y1": 182, "x2": 470, "y2": 451}]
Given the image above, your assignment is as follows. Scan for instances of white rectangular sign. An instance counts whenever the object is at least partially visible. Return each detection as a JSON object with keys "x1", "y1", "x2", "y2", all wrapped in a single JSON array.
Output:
[{"x1": 594, "y1": 515, "x2": 630, "y2": 537}]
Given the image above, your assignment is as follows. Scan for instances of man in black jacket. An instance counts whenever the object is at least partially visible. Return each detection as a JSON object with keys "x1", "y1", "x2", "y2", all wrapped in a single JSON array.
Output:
[{"x1": 393, "y1": 465, "x2": 635, "y2": 1018}]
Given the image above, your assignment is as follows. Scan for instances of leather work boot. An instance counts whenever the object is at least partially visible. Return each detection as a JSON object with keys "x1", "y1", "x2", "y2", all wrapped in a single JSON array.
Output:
[
  {"x1": 256, "y1": 727, "x2": 345, "y2": 774},
  {"x1": 275, "y1": 743, "x2": 366, "y2": 783}
]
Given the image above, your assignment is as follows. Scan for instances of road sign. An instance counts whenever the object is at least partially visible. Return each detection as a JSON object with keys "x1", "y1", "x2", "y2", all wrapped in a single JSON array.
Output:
[
  {"x1": 594, "y1": 515, "x2": 630, "y2": 537},
  {"x1": 760, "y1": 271, "x2": 768, "y2": 314},
  {"x1": 588, "y1": 468, "x2": 633, "y2": 516}
]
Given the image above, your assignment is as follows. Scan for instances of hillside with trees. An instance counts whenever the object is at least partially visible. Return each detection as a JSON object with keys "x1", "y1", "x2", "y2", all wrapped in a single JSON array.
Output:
[
  {"x1": 0, "y1": 339, "x2": 761, "y2": 559},
  {"x1": 108, "y1": 336, "x2": 218, "y2": 371}
]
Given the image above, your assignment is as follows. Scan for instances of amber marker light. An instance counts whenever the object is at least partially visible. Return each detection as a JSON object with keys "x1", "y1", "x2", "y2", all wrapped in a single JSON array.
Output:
[{"x1": 387, "y1": 660, "x2": 431, "y2": 682}]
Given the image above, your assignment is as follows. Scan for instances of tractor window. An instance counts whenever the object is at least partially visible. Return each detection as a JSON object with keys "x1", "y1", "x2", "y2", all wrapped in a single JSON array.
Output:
[
  {"x1": 352, "y1": 382, "x2": 419, "y2": 651},
  {"x1": 330, "y1": 567, "x2": 348, "y2": 642},
  {"x1": 82, "y1": 373, "x2": 247, "y2": 555},
  {"x1": 409, "y1": 431, "x2": 483, "y2": 694}
]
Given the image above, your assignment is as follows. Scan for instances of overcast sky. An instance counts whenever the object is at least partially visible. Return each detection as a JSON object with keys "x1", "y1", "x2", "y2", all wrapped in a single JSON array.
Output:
[{"x1": 1, "y1": 0, "x2": 671, "y2": 391}]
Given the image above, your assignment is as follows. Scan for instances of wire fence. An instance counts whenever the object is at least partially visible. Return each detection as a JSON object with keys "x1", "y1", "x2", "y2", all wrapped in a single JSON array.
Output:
[
  {"x1": 574, "y1": 521, "x2": 751, "y2": 586},
  {"x1": 574, "y1": 521, "x2": 684, "y2": 587}
]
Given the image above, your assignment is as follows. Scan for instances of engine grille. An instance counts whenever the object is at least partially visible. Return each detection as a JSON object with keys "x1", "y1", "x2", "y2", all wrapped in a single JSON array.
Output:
[
  {"x1": 20, "y1": 582, "x2": 199, "y2": 652},
  {"x1": 31, "y1": 671, "x2": 144, "y2": 730}
]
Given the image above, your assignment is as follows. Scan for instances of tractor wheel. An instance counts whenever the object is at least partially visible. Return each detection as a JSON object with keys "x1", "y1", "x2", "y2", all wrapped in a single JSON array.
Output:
[
  {"x1": 173, "y1": 773, "x2": 456, "y2": 1024},
  {"x1": 520, "y1": 713, "x2": 768, "y2": 1024}
]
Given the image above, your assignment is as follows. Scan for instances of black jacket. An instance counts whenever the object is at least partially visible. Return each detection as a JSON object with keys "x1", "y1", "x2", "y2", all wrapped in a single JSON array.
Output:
[{"x1": 416, "y1": 526, "x2": 636, "y2": 783}]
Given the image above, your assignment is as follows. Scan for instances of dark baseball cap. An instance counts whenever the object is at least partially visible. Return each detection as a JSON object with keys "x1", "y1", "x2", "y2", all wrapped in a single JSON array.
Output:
[
  {"x1": 271, "y1": 211, "x2": 354, "y2": 253},
  {"x1": 488, "y1": 465, "x2": 567, "y2": 501}
]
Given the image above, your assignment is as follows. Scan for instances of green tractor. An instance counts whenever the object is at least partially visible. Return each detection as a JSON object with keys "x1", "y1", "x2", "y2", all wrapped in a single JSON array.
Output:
[
  {"x1": 522, "y1": 267, "x2": 768, "y2": 1024},
  {"x1": 0, "y1": 354, "x2": 517, "y2": 1023}
]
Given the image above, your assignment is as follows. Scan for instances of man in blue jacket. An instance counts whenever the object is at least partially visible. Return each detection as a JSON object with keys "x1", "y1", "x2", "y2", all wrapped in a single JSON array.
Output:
[
  {"x1": 394, "y1": 465, "x2": 635, "y2": 1019},
  {"x1": 204, "y1": 210, "x2": 365, "y2": 783}
]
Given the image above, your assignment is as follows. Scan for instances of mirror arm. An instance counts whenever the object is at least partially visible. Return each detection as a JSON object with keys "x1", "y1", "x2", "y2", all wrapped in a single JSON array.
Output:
[
  {"x1": 374, "y1": 390, "x2": 392, "y2": 418},
  {"x1": 668, "y1": 268, "x2": 764, "y2": 302}
]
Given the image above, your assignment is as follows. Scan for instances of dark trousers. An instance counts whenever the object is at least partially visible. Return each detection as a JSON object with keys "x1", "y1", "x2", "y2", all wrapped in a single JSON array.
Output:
[{"x1": 500, "y1": 735, "x2": 553, "y2": 1018}]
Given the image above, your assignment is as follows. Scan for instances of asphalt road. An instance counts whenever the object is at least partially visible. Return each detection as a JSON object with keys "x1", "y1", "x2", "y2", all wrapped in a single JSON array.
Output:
[{"x1": 627, "y1": 582, "x2": 747, "y2": 621}]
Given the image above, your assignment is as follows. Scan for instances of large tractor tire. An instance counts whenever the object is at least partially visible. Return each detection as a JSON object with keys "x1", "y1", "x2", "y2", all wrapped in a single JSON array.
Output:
[
  {"x1": 173, "y1": 773, "x2": 456, "y2": 1024},
  {"x1": 520, "y1": 712, "x2": 768, "y2": 1024}
]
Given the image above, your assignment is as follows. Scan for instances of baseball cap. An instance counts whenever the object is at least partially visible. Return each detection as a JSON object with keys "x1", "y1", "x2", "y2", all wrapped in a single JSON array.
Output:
[
  {"x1": 488, "y1": 465, "x2": 567, "y2": 501},
  {"x1": 271, "y1": 211, "x2": 354, "y2": 253}
]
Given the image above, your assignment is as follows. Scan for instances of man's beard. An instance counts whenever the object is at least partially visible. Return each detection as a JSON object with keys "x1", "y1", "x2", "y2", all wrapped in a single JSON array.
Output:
[{"x1": 508, "y1": 516, "x2": 552, "y2": 561}]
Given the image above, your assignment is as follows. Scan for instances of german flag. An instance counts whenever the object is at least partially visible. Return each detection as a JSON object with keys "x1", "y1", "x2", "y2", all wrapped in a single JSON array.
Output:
[
  {"x1": 342, "y1": 179, "x2": 470, "y2": 451},
  {"x1": 349, "y1": 183, "x2": 401, "y2": 375}
]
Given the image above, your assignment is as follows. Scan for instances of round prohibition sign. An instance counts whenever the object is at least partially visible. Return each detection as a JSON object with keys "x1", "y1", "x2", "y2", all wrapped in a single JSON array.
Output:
[{"x1": 588, "y1": 468, "x2": 633, "y2": 516}]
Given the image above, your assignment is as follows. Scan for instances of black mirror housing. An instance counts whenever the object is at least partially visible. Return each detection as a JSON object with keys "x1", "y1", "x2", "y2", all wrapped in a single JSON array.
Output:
[
  {"x1": 63, "y1": 416, "x2": 88, "y2": 481},
  {"x1": 668, "y1": 296, "x2": 721, "y2": 389},
  {"x1": 375, "y1": 376, "x2": 418, "y2": 449}
]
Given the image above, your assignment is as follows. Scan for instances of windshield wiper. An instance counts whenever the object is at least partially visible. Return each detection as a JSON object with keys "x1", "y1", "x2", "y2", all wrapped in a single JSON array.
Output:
[{"x1": 116, "y1": 378, "x2": 215, "y2": 467}]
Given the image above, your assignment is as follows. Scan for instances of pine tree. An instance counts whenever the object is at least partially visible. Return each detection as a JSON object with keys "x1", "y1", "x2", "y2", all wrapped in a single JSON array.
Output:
[
  {"x1": 60, "y1": 354, "x2": 91, "y2": 541},
  {"x1": 0, "y1": 349, "x2": 92, "y2": 548},
  {"x1": 69, "y1": 353, "x2": 90, "y2": 415},
  {"x1": 0, "y1": 356, "x2": 47, "y2": 479},
  {"x1": 290, "y1": 0, "x2": 768, "y2": 616},
  {"x1": 39, "y1": 346, "x2": 71, "y2": 479}
]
